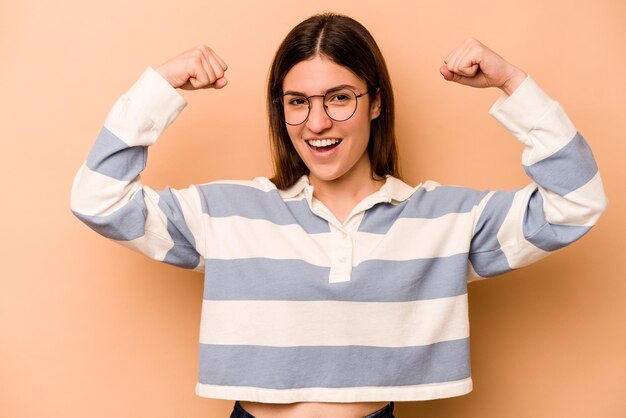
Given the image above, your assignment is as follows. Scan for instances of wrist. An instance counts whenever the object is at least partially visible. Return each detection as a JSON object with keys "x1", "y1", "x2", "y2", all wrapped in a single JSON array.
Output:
[{"x1": 500, "y1": 68, "x2": 528, "y2": 96}]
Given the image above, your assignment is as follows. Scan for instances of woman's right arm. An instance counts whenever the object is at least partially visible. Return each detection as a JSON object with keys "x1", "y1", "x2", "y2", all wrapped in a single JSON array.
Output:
[{"x1": 70, "y1": 46, "x2": 227, "y2": 270}]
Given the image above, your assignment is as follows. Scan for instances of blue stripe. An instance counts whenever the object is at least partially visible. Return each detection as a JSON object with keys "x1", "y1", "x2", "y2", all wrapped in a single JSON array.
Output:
[
  {"x1": 72, "y1": 190, "x2": 147, "y2": 241},
  {"x1": 469, "y1": 190, "x2": 516, "y2": 277},
  {"x1": 523, "y1": 132, "x2": 598, "y2": 196},
  {"x1": 86, "y1": 127, "x2": 146, "y2": 181},
  {"x1": 523, "y1": 189, "x2": 591, "y2": 251},
  {"x1": 203, "y1": 254, "x2": 468, "y2": 302},
  {"x1": 198, "y1": 338, "x2": 470, "y2": 389},
  {"x1": 359, "y1": 186, "x2": 488, "y2": 234},
  {"x1": 157, "y1": 189, "x2": 201, "y2": 269},
  {"x1": 469, "y1": 249, "x2": 512, "y2": 277},
  {"x1": 198, "y1": 184, "x2": 330, "y2": 234}
]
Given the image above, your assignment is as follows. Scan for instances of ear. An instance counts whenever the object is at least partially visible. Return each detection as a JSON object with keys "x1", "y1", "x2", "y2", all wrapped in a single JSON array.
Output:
[{"x1": 369, "y1": 90, "x2": 381, "y2": 120}]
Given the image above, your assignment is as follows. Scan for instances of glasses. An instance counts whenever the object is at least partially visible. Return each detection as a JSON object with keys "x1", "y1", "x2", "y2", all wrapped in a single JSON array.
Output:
[{"x1": 275, "y1": 87, "x2": 369, "y2": 126}]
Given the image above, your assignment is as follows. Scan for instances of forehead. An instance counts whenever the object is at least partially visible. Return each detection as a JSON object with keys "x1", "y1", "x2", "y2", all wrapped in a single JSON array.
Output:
[{"x1": 283, "y1": 55, "x2": 365, "y2": 93}]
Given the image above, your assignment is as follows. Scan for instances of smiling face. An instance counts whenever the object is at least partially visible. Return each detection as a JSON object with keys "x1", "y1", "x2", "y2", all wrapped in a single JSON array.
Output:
[{"x1": 282, "y1": 55, "x2": 381, "y2": 188}]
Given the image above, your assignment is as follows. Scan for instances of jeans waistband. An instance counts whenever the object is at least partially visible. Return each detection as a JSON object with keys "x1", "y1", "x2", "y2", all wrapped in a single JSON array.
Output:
[{"x1": 230, "y1": 401, "x2": 395, "y2": 418}]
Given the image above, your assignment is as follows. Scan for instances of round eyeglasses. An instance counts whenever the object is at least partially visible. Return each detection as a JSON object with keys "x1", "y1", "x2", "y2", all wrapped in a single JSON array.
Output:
[{"x1": 275, "y1": 87, "x2": 370, "y2": 126}]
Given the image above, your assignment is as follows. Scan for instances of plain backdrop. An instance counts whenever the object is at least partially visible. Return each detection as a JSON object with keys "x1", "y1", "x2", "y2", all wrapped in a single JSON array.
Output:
[{"x1": 1, "y1": 0, "x2": 625, "y2": 417}]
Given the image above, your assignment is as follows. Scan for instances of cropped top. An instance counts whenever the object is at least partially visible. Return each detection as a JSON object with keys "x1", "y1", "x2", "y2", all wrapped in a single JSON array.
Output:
[{"x1": 70, "y1": 68, "x2": 606, "y2": 403}]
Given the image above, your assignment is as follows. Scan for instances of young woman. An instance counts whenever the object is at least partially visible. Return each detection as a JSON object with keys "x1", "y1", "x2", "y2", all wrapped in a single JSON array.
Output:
[{"x1": 71, "y1": 13, "x2": 606, "y2": 418}]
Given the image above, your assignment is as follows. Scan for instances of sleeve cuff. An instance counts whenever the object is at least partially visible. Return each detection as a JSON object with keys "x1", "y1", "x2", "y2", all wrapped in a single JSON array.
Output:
[
  {"x1": 124, "y1": 67, "x2": 188, "y2": 131},
  {"x1": 488, "y1": 76, "x2": 555, "y2": 138}
]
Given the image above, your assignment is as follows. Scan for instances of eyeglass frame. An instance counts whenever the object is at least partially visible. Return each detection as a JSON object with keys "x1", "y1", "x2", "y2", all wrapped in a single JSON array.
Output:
[{"x1": 273, "y1": 87, "x2": 371, "y2": 126}]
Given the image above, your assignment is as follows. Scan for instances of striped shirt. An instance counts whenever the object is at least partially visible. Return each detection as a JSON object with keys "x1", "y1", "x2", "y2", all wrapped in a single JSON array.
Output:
[{"x1": 70, "y1": 68, "x2": 607, "y2": 403}]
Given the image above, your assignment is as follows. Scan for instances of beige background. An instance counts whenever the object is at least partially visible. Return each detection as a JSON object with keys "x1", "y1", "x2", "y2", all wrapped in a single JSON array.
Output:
[{"x1": 1, "y1": 0, "x2": 625, "y2": 417}]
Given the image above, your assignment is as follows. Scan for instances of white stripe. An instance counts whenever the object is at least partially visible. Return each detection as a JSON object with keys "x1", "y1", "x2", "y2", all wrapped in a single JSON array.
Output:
[
  {"x1": 496, "y1": 184, "x2": 548, "y2": 269},
  {"x1": 70, "y1": 163, "x2": 140, "y2": 216},
  {"x1": 542, "y1": 172, "x2": 607, "y2": 227},
  {"x1": 196, "y1": 377, "x2": 472, "y2": 403},
  {"x1": 104, "y1": 68, "x2": 187, "y2": 147},
  {"x1": 520, "y1": 103, "x2": 578, "y2": 166},
  {"x1": 202, "y1": 212, "x2": 475, "y2": 264},
  {"x1": 353, "y1": 212, "x2": 475, "y2": 263},
  {"x1": 488, "y1": 77, "x2": 578, "y2": 166},
  {"x1": 204, "y1": 215, "x2": 331, "y2": 266},
  {"x1": 199, "y1": 296, "x2": 469, "y2": 347},
  {"x1": 115, "y1": 229, "x2": 174, "y2": 262},
  {"x1": 203, "y1": 177, "x2": 278, "y2": 192}
]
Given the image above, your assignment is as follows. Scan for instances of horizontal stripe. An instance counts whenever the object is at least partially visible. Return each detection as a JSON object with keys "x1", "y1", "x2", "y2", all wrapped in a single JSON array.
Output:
[
  {"x1": 86, "y1": 127, "x2": 146, "y2": 181},
  {"x1": 72, "y1": 189, "x2": 147, "y2": 241},
  {"x1": 523, "y1": 190, "x2": 591, "y2": 251},
  {"x1": 203, "y1": 212, "x2": 475, "y2": 264},
  {"x1": 198, "y1": 338, "x2": 470, "y2": 389},
  {"x1": 196, "y1": 377, "x2": 473, "y2": 403},
  {"x1": 469, "y1": 248, "x2": 512, "y2": 278},
  {"x1": 199, "y1": 296, "x2": 468, "y2": 347},
  {"x1": 541, "y1": 172, "x2": 607, "y2": 226},
  {"x1": 354, "y1": 213, "x2": 475, "y2": 262},
  {"x1": 523, "y1": 132, "x2": 598, "y2": 196},
  {"x1": 203, "y1": 216, "x2": 331, "y2": 265},
  {"x1": 203, "y1": 254, "x2": 468, "y2": 302},
  {"x1": 70, "y1": 163, "x2": 139, "y2": 217},
  {"x1": 199, "y1": 183, "x2": 329, "y2": 233},
  {"x1": 359, "y1": 186, "x2": 487, "y2": 234}
]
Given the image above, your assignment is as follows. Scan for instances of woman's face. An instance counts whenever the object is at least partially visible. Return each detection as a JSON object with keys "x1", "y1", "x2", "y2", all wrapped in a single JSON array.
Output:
[{"x1": 282, "y1": 55, "x2": 381, "y2": 187}]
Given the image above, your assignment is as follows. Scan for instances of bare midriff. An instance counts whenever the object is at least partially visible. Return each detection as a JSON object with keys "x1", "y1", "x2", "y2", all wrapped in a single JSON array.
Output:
[{"x1": 238, "y1": 401, "x2": 390, "y2": 418}]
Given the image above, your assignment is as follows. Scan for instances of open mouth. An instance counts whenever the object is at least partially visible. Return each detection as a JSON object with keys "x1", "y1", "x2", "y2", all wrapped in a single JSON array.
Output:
[{"x1": 306, "y1": 138, "x2": 342, "y2": 152}]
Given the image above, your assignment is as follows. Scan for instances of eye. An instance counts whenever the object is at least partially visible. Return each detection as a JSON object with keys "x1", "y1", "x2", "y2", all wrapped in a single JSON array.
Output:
[
  {"x1": 326, "y1": 91, "x2": 354, "y2": 104},
  {"x1": 285, "y1": 95, "x2": 308, "y2": 107}
]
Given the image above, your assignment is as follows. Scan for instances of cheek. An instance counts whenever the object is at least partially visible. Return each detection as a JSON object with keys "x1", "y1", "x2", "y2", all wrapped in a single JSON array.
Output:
[{"x1": 285, "y1": 126, "x2": 301, "y2": 149}]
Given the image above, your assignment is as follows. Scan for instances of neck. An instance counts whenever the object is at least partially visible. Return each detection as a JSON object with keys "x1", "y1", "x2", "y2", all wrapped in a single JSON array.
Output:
[{"x1": 309, "y1": 164, "x2": 384, "y2": 224}]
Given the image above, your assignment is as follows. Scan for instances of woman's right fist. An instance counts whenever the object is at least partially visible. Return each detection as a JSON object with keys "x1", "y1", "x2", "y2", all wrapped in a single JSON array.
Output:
[{"x1": 155, "y1": 45, "x2": 228, "y2": 90}]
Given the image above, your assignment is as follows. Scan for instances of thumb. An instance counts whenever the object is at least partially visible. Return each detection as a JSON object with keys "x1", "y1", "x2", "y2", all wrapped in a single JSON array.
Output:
[
  {"x1": 439, "y1": 64, "x2": 484, "y2": 88},
  {"x1": 440, "y1": 66, "x2": 467, "y2": 84},
  {"x1": 212, "y1": 76, "x2": 228, "y2": 89},
  {"x1": 439, "y1": 65, "x2": 456, "y2": 81}
]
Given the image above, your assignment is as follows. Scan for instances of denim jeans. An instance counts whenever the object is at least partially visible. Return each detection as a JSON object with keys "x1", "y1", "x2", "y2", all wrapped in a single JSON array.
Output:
[{"x1": 229, "y1": 401, "x2": 395, "y2": 418}]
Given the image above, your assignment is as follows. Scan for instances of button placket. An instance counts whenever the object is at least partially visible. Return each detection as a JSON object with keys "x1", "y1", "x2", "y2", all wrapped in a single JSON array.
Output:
[{"x1": 328, "y1": 225, "x2": 354, "y2": 283}]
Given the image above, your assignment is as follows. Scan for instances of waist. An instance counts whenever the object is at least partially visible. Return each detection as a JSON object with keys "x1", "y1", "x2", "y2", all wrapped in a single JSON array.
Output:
[{"x1": 237, "y1": 401, "x2": 393, "y2": 418}]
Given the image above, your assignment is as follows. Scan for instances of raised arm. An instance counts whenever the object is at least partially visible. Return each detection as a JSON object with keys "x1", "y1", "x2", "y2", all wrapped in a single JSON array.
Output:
[
  {"x1": 440, "y1": 39, "x2": 607, "y2": 278},
  {"x1": 70, "y1": 46, "x2": 228, "y2": 270}
]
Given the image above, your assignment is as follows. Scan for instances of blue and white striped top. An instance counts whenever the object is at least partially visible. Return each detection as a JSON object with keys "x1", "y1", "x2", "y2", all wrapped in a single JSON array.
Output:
[{"x1": 70, "y1": 68, "x2": 607, "y2": 403}]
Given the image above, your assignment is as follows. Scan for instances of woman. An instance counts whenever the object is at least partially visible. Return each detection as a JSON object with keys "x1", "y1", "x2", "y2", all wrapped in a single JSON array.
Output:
[{"x1": 71, "y1": 13, "x2": 606, "y2": 418}]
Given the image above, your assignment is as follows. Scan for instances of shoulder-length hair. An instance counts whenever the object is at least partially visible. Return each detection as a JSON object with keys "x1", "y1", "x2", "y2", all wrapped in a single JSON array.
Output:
[{"x1": 267, "y1": 12, "x2": 399, "y2": 189}]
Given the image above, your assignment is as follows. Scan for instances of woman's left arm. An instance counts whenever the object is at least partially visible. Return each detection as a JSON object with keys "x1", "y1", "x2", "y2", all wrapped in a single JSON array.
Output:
[{"x1": 442, "y1": 39, "x2": 608, "y2": 278}]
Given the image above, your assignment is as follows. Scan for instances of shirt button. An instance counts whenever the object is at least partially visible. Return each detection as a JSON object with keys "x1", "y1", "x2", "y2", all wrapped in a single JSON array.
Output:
[{"x1": 339, "y1": 256, "x2": 347, "y2": 263}]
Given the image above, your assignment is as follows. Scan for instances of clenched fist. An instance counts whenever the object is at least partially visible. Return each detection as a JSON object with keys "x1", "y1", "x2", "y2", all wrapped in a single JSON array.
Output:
[
  {"x1": 440, "y1": 38, "x2": 527, "y2": 95},
  {"x1": 155, "y1": 45, "x2": 228, "y2": 90}
]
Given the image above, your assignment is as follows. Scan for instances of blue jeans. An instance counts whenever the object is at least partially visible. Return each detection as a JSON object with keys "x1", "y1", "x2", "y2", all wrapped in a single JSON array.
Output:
[{"x1": 229, "y1": 401, "x2": 395, "y2": 418}]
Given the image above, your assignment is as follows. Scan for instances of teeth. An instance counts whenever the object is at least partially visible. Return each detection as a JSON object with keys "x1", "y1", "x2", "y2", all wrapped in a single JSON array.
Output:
[{"x1": 308, "y1": 138, "x2": 340, "y2": 148}]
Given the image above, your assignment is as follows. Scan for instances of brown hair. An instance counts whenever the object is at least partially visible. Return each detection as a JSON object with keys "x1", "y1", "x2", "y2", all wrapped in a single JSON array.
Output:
[{"x1": 267, "y1": 13, "x2": 400, "y2": 189}]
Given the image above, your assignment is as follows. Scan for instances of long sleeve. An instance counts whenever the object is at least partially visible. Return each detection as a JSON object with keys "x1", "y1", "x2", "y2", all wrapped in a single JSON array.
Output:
[
  {"x1": 468, "y1": 76, "x2": 607, "y2": 279},
  {"x1": 70, "y1": 68, "x2": 206, "y2": 271}
]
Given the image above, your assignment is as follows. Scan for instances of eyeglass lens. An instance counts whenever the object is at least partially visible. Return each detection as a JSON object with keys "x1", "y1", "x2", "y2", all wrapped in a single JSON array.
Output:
[{"x1": 282, "y1": 89, "x2": 359, "y2": 125}]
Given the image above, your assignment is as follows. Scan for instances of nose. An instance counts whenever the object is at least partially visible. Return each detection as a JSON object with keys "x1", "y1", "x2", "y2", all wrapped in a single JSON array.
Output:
[{"x1": 305, "y1": 97, "x2": 332, "y2": 132}]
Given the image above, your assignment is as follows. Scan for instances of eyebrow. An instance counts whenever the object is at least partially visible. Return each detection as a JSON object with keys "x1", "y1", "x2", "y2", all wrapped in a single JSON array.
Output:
[{"x1": 283, "y1": 84, "x2": 359, "y2": 96}]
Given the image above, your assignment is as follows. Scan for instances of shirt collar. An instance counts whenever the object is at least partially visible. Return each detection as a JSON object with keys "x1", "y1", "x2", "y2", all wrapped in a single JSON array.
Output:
[{"x1": 278, "y1": 174, "x2": 419, "y2": 203}]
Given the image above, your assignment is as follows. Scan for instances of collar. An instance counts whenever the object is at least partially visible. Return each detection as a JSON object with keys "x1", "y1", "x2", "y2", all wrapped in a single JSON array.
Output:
[{"x1": 278, "y1": 174, "x2": 419, "y2": 203}]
